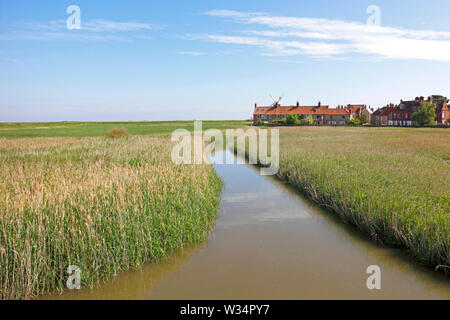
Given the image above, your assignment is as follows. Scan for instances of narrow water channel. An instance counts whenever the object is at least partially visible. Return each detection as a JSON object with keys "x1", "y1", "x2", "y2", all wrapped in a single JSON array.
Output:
[{"x1": 45, "y1": 150, "x2": 450, "y2": 299}]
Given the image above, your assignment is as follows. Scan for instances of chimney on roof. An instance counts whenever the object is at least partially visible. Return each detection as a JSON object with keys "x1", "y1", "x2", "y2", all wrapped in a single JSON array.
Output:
[
  {"x1": 420, "y1": 96, "x2": 424, "y2": 101},
  {"x1": 427, "y1": 96, "x2": 433, "y2": 104},
  {"x1": 254, "y1": 102, "x2": 257, "y2": 108},
  {"x1": 318, "y1": 101, "x2": 321, "y2": 107},
  {"x1": 296, "y1": 101, "x2": 299, "y2": 107}
]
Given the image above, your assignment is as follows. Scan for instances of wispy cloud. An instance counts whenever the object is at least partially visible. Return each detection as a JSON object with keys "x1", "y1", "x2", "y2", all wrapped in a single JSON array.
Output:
[
  {"x1": 197, "y1": 9, "x2": 450, "y2": 62},
  {"x1": 0, "y1": 50, "x2": 18, "y2": 63},
  {"x1": 187, "y1": 34, "x2": 347, "y2": 58},
  {"x1": 82, "y1": 19, "x2": 158, "y2": 32},
  {"x1": 177, "y1": 51, "x2": 207, "y2": 56},
  {"x1": 1, "y1": 19, "x2": 159, "y2": 42},
  {"x1": 22, "y1": 19, "x2": 158, "y2": 32}
]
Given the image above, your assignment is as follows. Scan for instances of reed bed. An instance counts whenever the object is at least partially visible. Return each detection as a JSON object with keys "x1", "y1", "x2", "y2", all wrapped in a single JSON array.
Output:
[
  {"x1": 0, "y1": 135, "x2": 222, "y2": 299},
  {"x1": 240, "y1": 126, "x2": 449, "y2": 272}
]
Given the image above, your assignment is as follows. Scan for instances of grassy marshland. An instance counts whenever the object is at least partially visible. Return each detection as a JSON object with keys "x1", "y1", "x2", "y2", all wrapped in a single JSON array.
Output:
[
  {"x1": 0, "y1": 134, "x2": 222, "y2": 299},
  {"x1": 269, "y1": 126, "x2": 449, "y2": 272},
  {"x1": 235, "y1": 126, "x2": 449, "y2": 271}
]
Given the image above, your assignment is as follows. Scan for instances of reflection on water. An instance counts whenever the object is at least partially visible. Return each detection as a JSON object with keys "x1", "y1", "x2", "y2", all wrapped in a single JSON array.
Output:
[
  {"x1": 42, "y1": 243, "x2": 202, "y2": 300},
  {"x1": 43, "y1": 150, "x2": 450, "y2": 300}
]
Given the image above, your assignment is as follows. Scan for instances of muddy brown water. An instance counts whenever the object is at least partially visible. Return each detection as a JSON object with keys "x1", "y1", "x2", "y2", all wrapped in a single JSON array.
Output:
[{"x1": 44, "y1": 150, "x2": 449, "y2": 299}]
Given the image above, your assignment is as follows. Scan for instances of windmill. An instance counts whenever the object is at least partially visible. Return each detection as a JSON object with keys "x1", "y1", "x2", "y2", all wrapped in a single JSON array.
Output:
[{"x1": 269, "y1": 93, "x2": 283, "y2": 107}]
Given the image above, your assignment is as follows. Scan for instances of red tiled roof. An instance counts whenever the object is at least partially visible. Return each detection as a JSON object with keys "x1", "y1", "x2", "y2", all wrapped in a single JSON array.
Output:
[
  {"x1": 254, "y1": 107, "x2": 272, "y2": 113},
  {"x1": 311, "y1": 106, "x2": 351, "y2": 115},
  {"x1": 253, "y1": 105, "x2": 352, "y2": 116},
  {"x1": 347, "y1": 104, "x2": 366, "y2": 110},
  {"x1": 380, "y1": 105, "x2": 395, "y2": 116}
]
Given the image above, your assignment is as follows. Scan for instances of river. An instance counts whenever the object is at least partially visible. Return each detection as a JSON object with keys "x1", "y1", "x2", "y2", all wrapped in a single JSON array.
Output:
[{"x1": 44, "y1": 150, "x2": 450, "y2": 299}]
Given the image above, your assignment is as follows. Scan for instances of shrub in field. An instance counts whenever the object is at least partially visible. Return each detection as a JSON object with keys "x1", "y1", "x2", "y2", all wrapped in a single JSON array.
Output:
[
  {"x1": 0, "y1": 136, "x2": 222, "y2": 299},
  {"x1": 106, "y1": 127, "x2": 129, "y2": 139}
]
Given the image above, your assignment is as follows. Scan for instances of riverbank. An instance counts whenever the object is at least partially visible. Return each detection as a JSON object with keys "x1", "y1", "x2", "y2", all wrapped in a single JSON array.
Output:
[
  {"x1": 240, "y1": 126, "x2": 449, "y2": 273},
  {"x1": 0, "y1": 135, "x2": 222, "y2": 299}
]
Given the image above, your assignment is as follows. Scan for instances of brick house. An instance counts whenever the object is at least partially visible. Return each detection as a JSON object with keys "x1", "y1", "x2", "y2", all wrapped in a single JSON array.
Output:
[
  {"x1": 435, "y1": 99, "x2": 450, "y2": 124},
  {"x1": 385, "y1": 96, "x2": 449, "y2": 126},
  {"x1": 387, "y1": 98, "x2": 423, "y2": 126},
  {"x1": 371, "y1": 104, "x2": 395, "y2": 126},
  {"x1": 346, "y1": 104, "x2": 372, "y2": 123}
]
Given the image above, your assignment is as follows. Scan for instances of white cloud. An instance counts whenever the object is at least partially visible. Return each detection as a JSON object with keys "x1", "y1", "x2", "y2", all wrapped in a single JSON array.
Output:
[
  {"x1": 199, "y1": 9, "x2": 450, "y2": 62},
  {"x1": 186, "y1": 34, "x2": 350, "y2": 58},
  {"x1": 81, "y1": 19, "x2": 158, "y2": 32},
  {"x1": 0, "y1": 31, "x2": 132, "y2": 42},
  {"x1": 204, "y1": 9, "x2": 263, "y2": 19},
  {"x1": 1, "y1": 19, "x2": 159, "y2": 42},
  {"x1": 177, "y1": 51, "x2": 207, "y2": 56},
  {"x1": 22, "y1": 19, "x2": 158, "y2": 32}
]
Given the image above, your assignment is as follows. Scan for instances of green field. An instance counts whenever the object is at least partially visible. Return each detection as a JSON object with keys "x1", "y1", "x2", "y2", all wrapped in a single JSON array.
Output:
[
  {"x1": 0, "y1": 120, "x2": 250, "y2": 138},
  {"x1": 265, "y1": 126, "x2": 449, "y2": 271}
]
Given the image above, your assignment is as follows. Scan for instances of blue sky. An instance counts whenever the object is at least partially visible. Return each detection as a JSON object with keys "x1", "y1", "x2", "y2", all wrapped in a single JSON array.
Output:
[{"x1": 1, "y1": 0, "x2": 450, "y2": 121}]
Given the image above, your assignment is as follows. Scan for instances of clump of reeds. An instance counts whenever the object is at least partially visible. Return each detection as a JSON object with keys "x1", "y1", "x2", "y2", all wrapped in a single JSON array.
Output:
[
  {"x1": 0, "y1": 135, "x2": 222, "y2": 299},
  {"x1": 106, "y1": 128, "x2": 129, "y2": 139}
]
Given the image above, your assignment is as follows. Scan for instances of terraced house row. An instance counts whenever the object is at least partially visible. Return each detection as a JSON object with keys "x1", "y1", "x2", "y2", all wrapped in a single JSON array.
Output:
[
  {"x1": 253, "y1": 95, "x2": 449, "y2": 126},
  {"x1": 253, "y1": 101, "x2": 370, "y2": 125}
]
